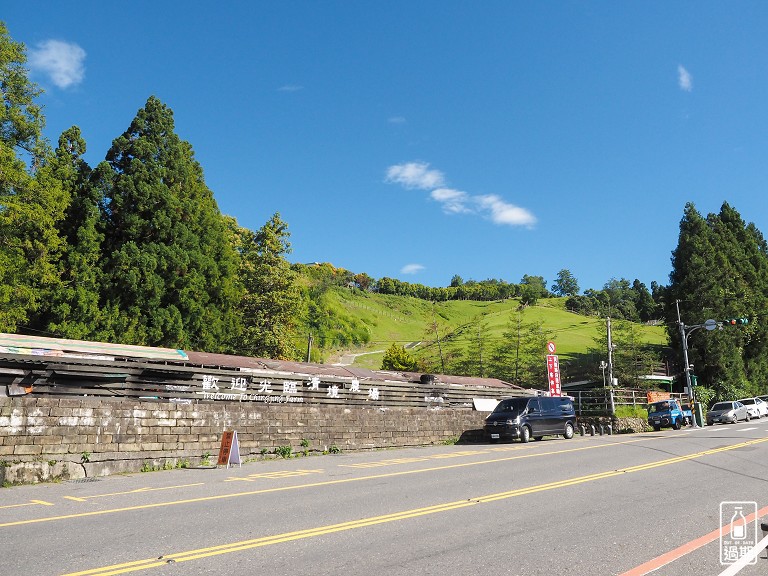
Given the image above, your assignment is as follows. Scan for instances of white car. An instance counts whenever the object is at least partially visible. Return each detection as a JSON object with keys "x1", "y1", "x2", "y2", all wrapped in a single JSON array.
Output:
[{"x1": 737, "y1": 397, "x2": 767, "y2": 419}]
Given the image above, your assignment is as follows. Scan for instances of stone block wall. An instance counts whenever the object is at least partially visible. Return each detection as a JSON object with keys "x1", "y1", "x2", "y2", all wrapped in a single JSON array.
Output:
[{"x1": 0, "y1": 397, "x2": 487, "y2": 484}]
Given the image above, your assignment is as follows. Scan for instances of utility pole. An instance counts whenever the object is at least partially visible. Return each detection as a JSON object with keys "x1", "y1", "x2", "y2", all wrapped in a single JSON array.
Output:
[
  {"x1": 514, "y1": 313, "x2": 521, "y2": 385},
  {"x1": 606, "y1": 317, "x2": 616, "y2": 416},
  {"x1": 306, "y1": 333, "x2": 313, "y2": 363},
  {"x1": 431, "y1": 303, "x2": 445, "y2": 374},
  {"x1": 675, "y1": 300, "x2": 692, "y2": 400},
  {"x1": 477, "y1": 321, "x2": 484, "y2": 378},
  {"x1": 606, "y1": 317, "x2": 614, "y2": 387},
  {"x1": 675, "y1": 299, "x2": 720, "y2": 428}
]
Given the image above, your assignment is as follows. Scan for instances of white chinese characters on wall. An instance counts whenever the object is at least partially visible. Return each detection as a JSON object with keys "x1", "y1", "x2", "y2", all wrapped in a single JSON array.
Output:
[{"x1": 197, "y1": 373, "x2": 382, "y2": 404}]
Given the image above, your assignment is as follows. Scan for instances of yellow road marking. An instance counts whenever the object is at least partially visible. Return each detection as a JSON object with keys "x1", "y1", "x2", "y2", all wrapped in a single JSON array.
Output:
[
  {"x1": 0, "y1": 436, "x2": 659, "y2": 527},
  {"x1": 339, "y1": 437, "x2": 635, "y2": 468},
  {"x1": 63, "y1": 483, "x2": 205, "y2": 502},
  {"x1": 225, "y1": 469, "x2": 325, "y2": 482},
  {"x1": 61, "y1": 436, "x2": 768, "y2": 576},
  {"x1": 0, "y1": 500, "x2": 53, "y2": 510}
]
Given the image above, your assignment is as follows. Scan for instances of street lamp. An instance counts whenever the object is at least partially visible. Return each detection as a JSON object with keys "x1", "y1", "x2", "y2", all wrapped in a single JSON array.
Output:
[
  {"x1": 599, "y1": 360, "x2": 607, "y2": 387},
  {"x1": 679, "y1": 318, "x2": 717, "y2": 401},
  {"x1": 676, "y1": 301, "x2": 719, "y2": 428}
]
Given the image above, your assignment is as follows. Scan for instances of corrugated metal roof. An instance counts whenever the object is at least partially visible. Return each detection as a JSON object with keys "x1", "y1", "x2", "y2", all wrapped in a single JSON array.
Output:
[
  {"x1": 184, "y1": 350, "x2": 521, "y2": 389},
  {"x1": 0, "y1": 333, "x2": 188, "y2": 361},
  {"x1": 0, "y1": 333, "x2": 521, "y2": 390}
]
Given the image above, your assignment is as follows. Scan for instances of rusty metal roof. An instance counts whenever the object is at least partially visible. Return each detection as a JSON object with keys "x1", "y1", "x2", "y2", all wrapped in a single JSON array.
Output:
[
  {"x1": 0, "y1": 332, "x2": 522, "y2": 391},
  {"x1": 184, "y1": 350, "x2": 521, "y2": 389}
]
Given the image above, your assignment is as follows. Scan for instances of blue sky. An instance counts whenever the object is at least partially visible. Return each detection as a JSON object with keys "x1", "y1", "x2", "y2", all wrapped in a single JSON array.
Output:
[{"x1": 5, "y1": 2, "x2": 768, "y2": 292}]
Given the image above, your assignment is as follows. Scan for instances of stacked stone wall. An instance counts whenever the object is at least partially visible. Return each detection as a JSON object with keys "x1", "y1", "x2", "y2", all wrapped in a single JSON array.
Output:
[{"x1": 0, "y1": 397, "x2": 487, "y2": 483}]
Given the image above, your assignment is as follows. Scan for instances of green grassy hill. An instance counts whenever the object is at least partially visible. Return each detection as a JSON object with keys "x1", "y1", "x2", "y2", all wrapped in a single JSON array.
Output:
[{"x1": 309, "y1": 287, "x2": 668, "y2": 380}]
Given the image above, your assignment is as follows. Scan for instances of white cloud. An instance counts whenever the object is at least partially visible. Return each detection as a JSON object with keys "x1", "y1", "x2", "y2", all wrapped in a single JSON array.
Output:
[
  {"x1": 28, "y1": 39, "x2": 86, "y2": 89},
  {"x1": 386, "y1": 160, "x2": 537, "y2": 228},
  {"x1": 474, "y1": 195, "x2": 537, "y2": 227},
  {"x1": 388, "y1": 116, "x2": 406, "y2": 124},
  {"x1": 385, "y1": 162, "x2": 445, "y2": 190},
  {"x1": 401, "y1": 264, "x2": 425, "y2": 275},
  {"x1": 678, "y1": 65, "x2": 693, "y2": 92},
  {"x1": 431, "y1": 188, "x2": 471, "y2": 214},
  {"x1": 278, "y1": 84, "x2": 303, "y2": 92}
]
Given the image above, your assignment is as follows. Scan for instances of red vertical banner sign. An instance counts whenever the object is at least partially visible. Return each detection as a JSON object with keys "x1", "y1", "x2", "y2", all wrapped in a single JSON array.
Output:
[{"x1": 546, "y1": 354, "x2": 562, "y2": 397}]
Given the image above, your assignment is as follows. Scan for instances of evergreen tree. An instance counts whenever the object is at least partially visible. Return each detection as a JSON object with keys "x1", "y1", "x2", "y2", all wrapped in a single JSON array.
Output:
[
  {"x1": 97, "y1": 96, "x2": 239, "y2": 350},
  {"x1": 668, "y1": 202, "x2": 768, "y2": 399},
  {"x1": 454, "y1": 315, "x2": 490, "y2": 377},
  {"x1": 0, "y1": 22, "x2": 44, "y2": 154},
  {"x1": 0, "y1": 22, "x2": 67, "y2": 333},
  {"x1": 37, "y1": 127, "x2": 104, "y2": 339},
  {"x1": 234, "y1": 213, "x2": 300, "y2": 359},
  {"x1": 490, "y1": 313, "x2": 551, "y2": 387},
  {"x1": 552, "y1": 269, "x2": 579, "y2": 296},
  {"x1": 630, "y1": 279, "x2": 658, "y2": 322},
  {"x1": 381, "y1": 342, "x2": 418, "y2": 371}
]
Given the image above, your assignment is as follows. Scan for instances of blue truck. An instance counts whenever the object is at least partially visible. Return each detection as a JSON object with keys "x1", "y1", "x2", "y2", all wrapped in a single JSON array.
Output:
[{"x1": 647, "y1": 399, "x2": 693, "y2": 431}]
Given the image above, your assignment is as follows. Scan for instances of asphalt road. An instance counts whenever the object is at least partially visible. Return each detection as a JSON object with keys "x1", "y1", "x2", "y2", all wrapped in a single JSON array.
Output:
[{"x1": 2, "y1": 420, "x2": 768, "y2": 576}]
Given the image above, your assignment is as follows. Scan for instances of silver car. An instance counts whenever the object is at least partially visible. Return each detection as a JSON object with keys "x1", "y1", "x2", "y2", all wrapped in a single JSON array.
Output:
[
  {"x1": 706, "y1": 401, "x2": 749, "y2": 425},
  {"x1": 737, "y1": 397, "x2": 768, "y2": 419}
]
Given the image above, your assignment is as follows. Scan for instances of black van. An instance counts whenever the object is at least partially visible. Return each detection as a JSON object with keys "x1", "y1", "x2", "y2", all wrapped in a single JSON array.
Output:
[{"x1": 484, "y1": 396, "x2": 576, "y2": 443}]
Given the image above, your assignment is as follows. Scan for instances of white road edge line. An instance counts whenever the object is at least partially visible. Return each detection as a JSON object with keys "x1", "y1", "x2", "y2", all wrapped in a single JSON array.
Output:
[{"x1": 717, "y1": 533, "x2": 768, "y2": 575}]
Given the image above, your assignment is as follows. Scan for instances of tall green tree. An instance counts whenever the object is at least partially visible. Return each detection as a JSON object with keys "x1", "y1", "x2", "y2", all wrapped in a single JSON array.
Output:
[
  {"x1": 453, "y1": 315, "x2": 490, "y2": 377},
  {"x1": 234, "y1": 213, "x2": 301, "y2": 359},
  {"x1": 668, "y1": 202, "x2": 768, "y2": 400},
  {"x1": 449, "y1": 274, "x2": 464, "y2": 288},
  {"x1": 519, "y1": 274, "x2": 548, "y2": 307},
  {"x1": 0, "y1": 22, "x2": 67, "y2": 333},
  {"x1": 35, "y1": 127, "x2": 105, "y2": 339},
  {"x1": 552, "y1": 269, "x2": 579, "y2": 296},
  {"x1": 490, "y1": 313, "x2": 552, "y2": 387},
  {"x1": 97, "y1": 96, "x2": 239, "y2": 350},
  {"x1": 601, "y1": 278, "x2": 638, "y2": 320},
  {"x1": 0, "y1": 22, "x2": 44, "y2": 154},
  {"x1": 630, "y1": 279, "x2": 658, "y2": 322}
]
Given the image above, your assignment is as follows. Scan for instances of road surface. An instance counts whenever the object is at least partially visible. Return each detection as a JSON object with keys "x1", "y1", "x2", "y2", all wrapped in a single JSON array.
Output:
[{"x1": 2, "y1": 420, "x2": 767, "y2": 575}]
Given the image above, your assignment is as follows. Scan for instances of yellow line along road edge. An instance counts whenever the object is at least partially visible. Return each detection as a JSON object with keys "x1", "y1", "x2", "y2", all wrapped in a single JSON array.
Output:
[{"x1": 63, "y1": 436, "x2": 768, "y2": 576}]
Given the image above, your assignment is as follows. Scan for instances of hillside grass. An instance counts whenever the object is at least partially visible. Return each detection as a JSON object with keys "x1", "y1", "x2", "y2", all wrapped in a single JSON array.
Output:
[{"x1": 316, "y1": 288, "x2": 667, "y2": 371}]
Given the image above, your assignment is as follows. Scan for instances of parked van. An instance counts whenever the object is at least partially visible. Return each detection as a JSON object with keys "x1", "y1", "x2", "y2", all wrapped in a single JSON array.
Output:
[{"x1": 484, "y1": 396, "x2": 576, "y2": 443}]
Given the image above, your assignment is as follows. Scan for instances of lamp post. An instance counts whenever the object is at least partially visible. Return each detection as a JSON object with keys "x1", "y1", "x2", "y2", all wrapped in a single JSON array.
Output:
[{"x1": 676, "y1": 300, "x2": 718, "y2": 428}]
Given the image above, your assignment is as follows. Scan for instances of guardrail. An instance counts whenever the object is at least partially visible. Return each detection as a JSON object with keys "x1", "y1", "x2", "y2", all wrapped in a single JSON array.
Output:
[{"x1": 570, "y1": 388, "x2": 686, "y2": 415}]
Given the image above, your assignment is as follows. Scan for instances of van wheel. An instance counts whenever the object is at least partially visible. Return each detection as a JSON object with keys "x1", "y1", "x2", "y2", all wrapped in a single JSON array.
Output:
[
  {"x1": 520, "y1": 426, "x2": 531, "y2": 443},
  {"x1": 564, "y1": 422, "x2": 574, "y2": 439}
]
